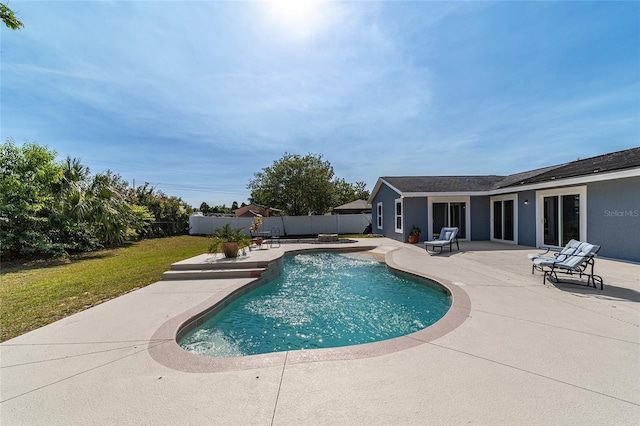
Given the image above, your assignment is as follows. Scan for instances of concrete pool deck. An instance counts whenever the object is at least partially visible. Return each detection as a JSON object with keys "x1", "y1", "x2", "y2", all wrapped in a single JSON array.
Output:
[{"x1": 1, "y1": 239, "x2": 638, "y2": 425}]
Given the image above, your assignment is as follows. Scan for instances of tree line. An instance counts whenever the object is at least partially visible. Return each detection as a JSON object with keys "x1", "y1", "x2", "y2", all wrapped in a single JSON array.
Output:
[
  {"x1": 2, "y1": 140, "x2": 368, "y2": 260},
  {"x1": 198, "y1": 201, "x2": 244, "y2": 216},
  {"x1": 1, "y1": 139, "x2": 192, "y2": 259}
]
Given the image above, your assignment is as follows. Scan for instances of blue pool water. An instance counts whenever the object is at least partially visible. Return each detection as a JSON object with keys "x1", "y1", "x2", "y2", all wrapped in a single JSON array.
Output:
[{"x1": 179, "y1": 251, "x2": 451, "y2": 357}]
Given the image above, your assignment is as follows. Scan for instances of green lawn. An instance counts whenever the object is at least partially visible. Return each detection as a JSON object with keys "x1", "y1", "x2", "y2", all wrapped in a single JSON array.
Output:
[{"x1": 0, "y1": 235, "x2": 210, "y2": 342}]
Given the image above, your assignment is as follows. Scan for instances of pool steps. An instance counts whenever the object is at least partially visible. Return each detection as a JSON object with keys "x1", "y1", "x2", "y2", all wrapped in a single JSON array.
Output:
[
  {"x1": 162, "y1": 245, "x2": 367, "y2": 281},
  {"x1": 162, "y1": 268, "x2": 266, "y2": 280},
  {"x1": 162, "y1": 257, "x2": 277, "y2": 281}
]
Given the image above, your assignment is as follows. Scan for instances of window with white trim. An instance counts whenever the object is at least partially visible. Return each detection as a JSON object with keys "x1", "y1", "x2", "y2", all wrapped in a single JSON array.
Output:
[
  {"x1": 395, "y1": 198, "x2": 403, "y2": 233},
  {"x1": 376, "y1": 202, "x2": 383, "y2": 230}
]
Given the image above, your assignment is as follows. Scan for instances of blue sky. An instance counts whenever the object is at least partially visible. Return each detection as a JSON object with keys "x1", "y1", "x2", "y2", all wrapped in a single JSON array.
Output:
[{"x1": 2, "y1": 1, "x2": 638, "y2": 208}]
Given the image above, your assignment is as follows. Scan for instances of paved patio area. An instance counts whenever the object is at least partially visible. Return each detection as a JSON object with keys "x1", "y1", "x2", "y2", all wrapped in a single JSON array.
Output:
[{"x1": 1, "y1": 239, "x2": 638, "y2": 425}]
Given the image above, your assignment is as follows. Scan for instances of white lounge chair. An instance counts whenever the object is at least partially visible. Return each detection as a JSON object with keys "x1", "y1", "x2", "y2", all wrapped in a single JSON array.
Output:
[
  {"x1": 527, "y1": 239, "x2": 585, "y2": 274},
  {"x1": 425, "y1": 227, "x2": 459, "y2": 253},
  {"x1": 532, "y1": 242, "x2": 603, "y2": 289}
]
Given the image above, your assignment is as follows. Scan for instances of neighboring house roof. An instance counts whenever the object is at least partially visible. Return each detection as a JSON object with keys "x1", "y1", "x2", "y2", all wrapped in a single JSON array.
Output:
[
  {"x1": 370, "y1": 147, "x2": 640, "y2": 200},
  {"x1": 333, "y1": 199, "x2": 372, "y2": 212},
  {"x1": 232, "y1": 203, "x2": 282, "y2": 217}
]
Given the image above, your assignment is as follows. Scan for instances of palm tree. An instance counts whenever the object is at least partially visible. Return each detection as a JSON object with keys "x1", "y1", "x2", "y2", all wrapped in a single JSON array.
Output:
[{"x1": 55, "y1": 156, "x2": 90, "y2": 220}]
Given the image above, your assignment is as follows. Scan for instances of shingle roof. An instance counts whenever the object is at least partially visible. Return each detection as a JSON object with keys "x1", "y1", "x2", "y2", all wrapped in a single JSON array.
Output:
[
  {"x1": 498, "y1": 147, "x2": 640, "y2": 187},
  {"x1": 378, "y1": 147, "x2": 640, "y2": 194},
  {"x1": 491, "y1": 165, "x2": 564, "y2": 189},
  {"x1": 334, "y1": 199, "x2": 371, "y2": 210},
  {"x1": 382, "y1": 175, "x2": 506, "y2": 193}
]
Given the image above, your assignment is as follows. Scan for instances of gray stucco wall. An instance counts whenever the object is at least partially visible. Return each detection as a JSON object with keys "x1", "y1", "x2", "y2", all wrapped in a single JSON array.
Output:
[
  {"x1": 403, "y1": 197, "x2": 429, "y2": 242},
  {"x1": 371, "y1": 184, "x2": 402, "y2": 242},
  {"x1": 372, "y1": 185, "x2": 430, "y2": 243},
  {"x1": 470, "y1": 196, "x2": 490, "y2": 241},
  {"x1": 587, "y1": 176, "x2": 640, "y2": 262},
  {"x1": 518, "y1": 190, "x2": 537, "y2": 247}
]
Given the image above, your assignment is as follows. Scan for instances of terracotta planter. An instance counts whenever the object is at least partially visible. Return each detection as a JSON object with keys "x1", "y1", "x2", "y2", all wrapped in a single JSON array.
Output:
[
  {"x1": 408, "y1": 235, "x2": 419, "y2": 244},
  {"x1": 222, "y1": 242, "x2": 239, "y2": 258}
]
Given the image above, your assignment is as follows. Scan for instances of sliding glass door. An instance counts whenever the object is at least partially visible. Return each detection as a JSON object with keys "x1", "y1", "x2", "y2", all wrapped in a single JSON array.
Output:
[
  {"x1": 492, "y1": 197, "x2": 515, "y2": 242},
  {"x1": 432, "y1": 201, "x2": 467, "y2": 239},
  {"x1": 543, "y1": 194, "x2": 580, "y2": 246},
  {"x1": 433, "y1": 203, "x2": 447, "y2": 237},
  {"x1": 543, "y1": 196, "x2": 559, "y2": 245},
  {"x1": 538, "y1": 187, "x2": 585, "y2": 248}
]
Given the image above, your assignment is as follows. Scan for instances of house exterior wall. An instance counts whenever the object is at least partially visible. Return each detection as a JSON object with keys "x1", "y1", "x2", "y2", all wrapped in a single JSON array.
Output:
[
  {"x1": 371, "y1": 183, "x2": 402, "y2": 242},
  {"x1": 470, "y1": 196, "x2": 490, "y2": 241},
  {"x1": 403, "y1": 197, "x2": 429, "y2": 242},
  {"x1": 518, "y1": 190, "x2": 537, "y2": 247},
  {"x1": 587, "y1": 176, "x2": 640, "y2": 262},
  {"x1": 373, "y1": 190, "x2": 491, "y2": 243}
]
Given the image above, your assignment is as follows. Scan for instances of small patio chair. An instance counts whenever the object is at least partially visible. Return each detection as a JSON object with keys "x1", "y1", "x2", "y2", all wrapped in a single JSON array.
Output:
[
  {"x1": 424, "y1": 227, "x2": 459, "y2": 253},
  {"x1": 269, "y1": 227, "x2": 281, "y2": 248},
  {"x1": 533, "y1": 242, "x2": 603, "y2": 289}
]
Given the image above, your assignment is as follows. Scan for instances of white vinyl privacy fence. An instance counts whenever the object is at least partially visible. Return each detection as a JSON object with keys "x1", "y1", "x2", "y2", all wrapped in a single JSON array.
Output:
[{"x1": 189, "y1": 214, "x2": 372, "y2": 236}]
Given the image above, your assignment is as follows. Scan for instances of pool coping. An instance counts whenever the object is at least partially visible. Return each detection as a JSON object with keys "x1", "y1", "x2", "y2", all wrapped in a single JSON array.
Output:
[{"x1": 148, "y1": 246, "x2": 471, "y2": 373}]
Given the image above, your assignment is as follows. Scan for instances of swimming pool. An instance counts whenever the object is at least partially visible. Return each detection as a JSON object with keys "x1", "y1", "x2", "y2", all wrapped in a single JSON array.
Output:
[{"x1": 178, "y1": 251, "x2": 451, "y2": 357}]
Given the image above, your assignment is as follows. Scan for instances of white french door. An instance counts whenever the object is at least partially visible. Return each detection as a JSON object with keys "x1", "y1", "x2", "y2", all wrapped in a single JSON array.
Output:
[{"x1": 536, "y1": 187, "x2": 586, "y2": 247}]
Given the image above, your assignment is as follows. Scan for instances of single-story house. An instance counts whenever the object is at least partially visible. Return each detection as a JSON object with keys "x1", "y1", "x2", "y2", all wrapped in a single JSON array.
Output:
[
  {"x1": 332, "y1": 199, "x2": 372, "y2": 215},
  {"x1": 368, "y1": 147, "x2": 640, "y2": 262},
  {"x1": 233, "y1": 203, "x2": 282, "y2": 218}
]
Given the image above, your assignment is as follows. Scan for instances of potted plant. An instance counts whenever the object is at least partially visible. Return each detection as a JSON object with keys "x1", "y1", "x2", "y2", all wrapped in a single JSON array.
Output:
[
  {"x1": 208, "y1": 224, "x2": 253, "y2": 258},
  {"x1": 408, "y1": 226, "x2": 421, "y2": 244}
]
